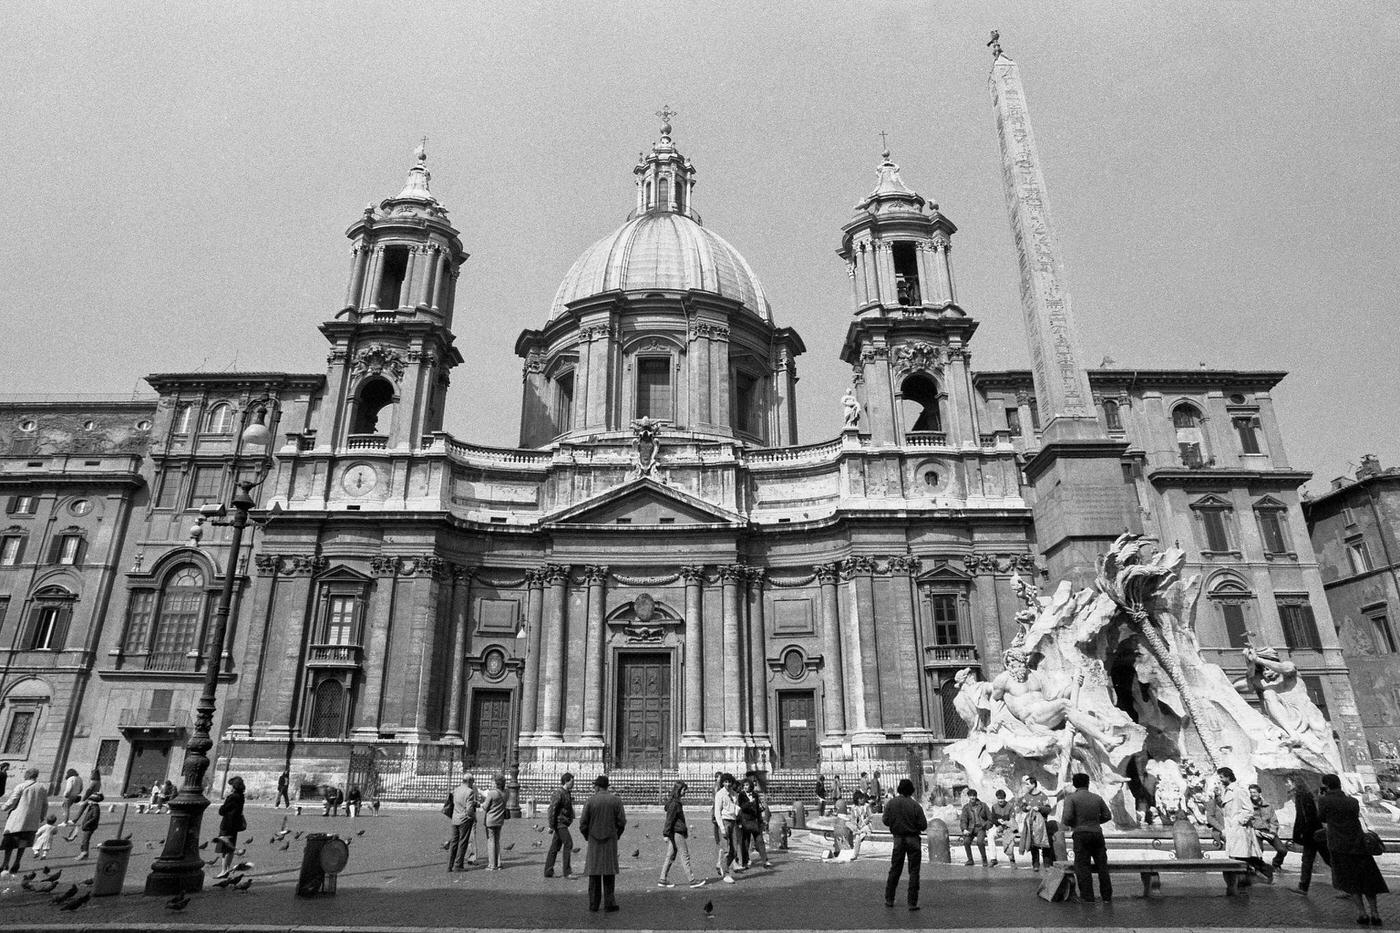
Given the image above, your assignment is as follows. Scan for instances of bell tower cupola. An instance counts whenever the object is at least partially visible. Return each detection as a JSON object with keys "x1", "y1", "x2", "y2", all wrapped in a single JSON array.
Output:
[
  {"x1": 317, "y1": 144, "x2": 467, "y2": 452},
  {"x1": 839, "y1": 146, "x2": 979, "y2": 448},
  {"x1": 837, "y1": 147, "x2": 962, "y2": 316}
]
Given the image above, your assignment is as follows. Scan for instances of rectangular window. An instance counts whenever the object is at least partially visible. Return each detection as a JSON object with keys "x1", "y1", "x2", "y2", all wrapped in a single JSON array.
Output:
[
  {"x1": 323, "y1": 595, "x2": 358, "y2": 645},
  {"x1": 1279, "y1": 600, "x2": 1322, "y2": 651},
  {"x1": 149, "y1": 688, "x2": 173, "y2": 722},
  {"x1": 1233, "y1": 417, "x2": 1262, "y2": 454},
  {"x1": 1372, "y1": 614, "x2": 1398, "y2": 654},
  {"x1": 1029, "y1": 398, "x2": 1041, "y2": 431},
  {"x1": 1220, "y1": 602, "x2": 1249, "y2": 648},
  {"x1": 1200, "y1": 510, "x2": 1230, "y2": 552},
  {"x1": 0, "y1": 535, "x2": 23, "y2": 566},
  {"x1": 95, "y1": 739, "x2": 119, "y2": 775},
  {"x1": 2, "y1": 710, "x2": 35, "y2": 755},
  {"x1": 1005, "y1": 406, "x2": 1022, "y2": 437},
  {"x1": 124, "y1": 590, "x2": 156, "y2": 653},
  {"x1": 1103, "y1": 401, "x2": 1123, "y2": 432},
  {"x1": 635, "y1": 357, "x2": 672, "y2": 420},
  {"x1": 555, "y1": 371, "x2": 574, "y2": 434},
  {"x1": 930, "y1": 594, "x2": 962, "y2": 646},
  {"x1": 26, "y1": 606, "x2": 60, "y2": 650},
  {"x1": 733, "y1": 372, "x2": 759, "y2": 435},
  {"x1": 1302, "y1": 674, "x2": 1331, "y2": 722},
  {"x1": 188, "y1": 466, "x2": 223, "y2": 507},
  {"x1": 376, "y1": 245, "x2": 410, "y2": 309},
  {"x1": 1258, "y1": 511, "x2": 1288, "y2": 554},
  {"x1": 156, "y1": 471, "x2": 182, "y2": 509},
  {"x1": 57, "y1": 535, "x2": 81, "y2": 565},
  {"x1": 1342, "y1": 506, "x2": 1358, "y2": 527},
  {"x1": 1348, "y1": 539, "x2": 1374, "y2": 575},
  {"x1": 6, "y1": 496, "x2": 38, "y2": 516}
]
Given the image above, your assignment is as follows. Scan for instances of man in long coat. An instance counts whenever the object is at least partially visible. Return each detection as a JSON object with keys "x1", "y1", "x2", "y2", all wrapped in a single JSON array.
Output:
[
  {"x1": 1, "y1": 767, "x2": 48, "y2": 875},
  {"x1": 579, "y1": 774, "x2": 627, "y2": 912}
]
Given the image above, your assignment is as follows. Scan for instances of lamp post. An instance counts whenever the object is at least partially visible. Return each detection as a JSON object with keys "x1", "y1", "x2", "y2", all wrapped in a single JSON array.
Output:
[{"x1": 145, "y1": 401, "x2": 277, "y2": 896}]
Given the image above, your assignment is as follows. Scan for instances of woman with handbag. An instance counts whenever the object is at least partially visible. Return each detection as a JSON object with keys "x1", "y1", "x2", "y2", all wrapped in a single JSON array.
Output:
[
  {"x1": 214, "y1": 776, "x2": 247, "y2": 879},
  {"x1": 1316, "y1": 772, "x2": 1387, "y2": 926}
]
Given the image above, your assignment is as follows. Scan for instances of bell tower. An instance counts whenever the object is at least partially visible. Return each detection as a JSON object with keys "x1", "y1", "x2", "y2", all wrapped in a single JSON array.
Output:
[
  {"x1": 316, "y1": 144, "x2": 467, "y2": 451},
  {"x1": 838, "y1": 148, "x2": 979, "y2": 448}
]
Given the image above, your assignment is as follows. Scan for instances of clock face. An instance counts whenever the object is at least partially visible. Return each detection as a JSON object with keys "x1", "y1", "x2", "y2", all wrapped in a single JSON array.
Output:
[{"x1": 342, "y1": 464, "x2": 378, "y2": 496}]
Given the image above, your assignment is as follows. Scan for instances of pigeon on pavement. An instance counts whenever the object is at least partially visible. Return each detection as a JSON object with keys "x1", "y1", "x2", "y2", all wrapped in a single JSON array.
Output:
[{"x1": 59, "y1": 892, "x2": 91, "y2": 912}]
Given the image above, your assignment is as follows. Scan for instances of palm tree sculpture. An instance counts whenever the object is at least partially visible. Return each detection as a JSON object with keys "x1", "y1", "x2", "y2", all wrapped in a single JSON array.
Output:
[{"x1": 1095, "y1": 533, "x2": 1221, "y2": 771}]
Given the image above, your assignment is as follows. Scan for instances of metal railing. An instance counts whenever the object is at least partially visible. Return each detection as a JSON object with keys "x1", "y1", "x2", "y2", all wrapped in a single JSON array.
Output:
[
  {"x1": 118, "y1": 707, "x2": 192, "y2": 729},
  {"x1": 904, "y1": 431, "x2": 948, "y2": 447},
  {"x1": 924, "y1": 644, "x2": 977, "y2": 665},
  {"x1": 307, "y1": 644, "x2": 364, "y2": 666}
]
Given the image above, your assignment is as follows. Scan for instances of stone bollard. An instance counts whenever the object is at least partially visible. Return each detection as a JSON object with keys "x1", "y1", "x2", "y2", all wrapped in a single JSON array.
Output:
[
  {"x1": 792, "y1": 801, "x2": 806, "y2": 830},
  {"x1": 769, "y1": 814, "x2": 788, "y2": 851},
  {"x1": 927, "y1": 818, "x2": 951, "y2": 863},
  {"x1": 1172, "y1": 813, "x2": 1202, "y2": 859},
  {"x1": 527, "y1": 796, "x2": 537, "y2": 818},
  {"x1": 1051, "y1": 823, "x2": 1069, "y2": 863}
]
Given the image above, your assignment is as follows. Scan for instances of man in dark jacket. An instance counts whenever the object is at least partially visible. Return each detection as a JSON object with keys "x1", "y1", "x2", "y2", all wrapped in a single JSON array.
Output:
[
  {"x1": 959, "y1": 790, "x2": 993, "y2": 866},
  {"x1": 1062, "y1": 772, "x2": 1113, "y2": 902},
  {"x1": 579, "y1": 775, "x2": 626, "y2": 913},
  {"x1": 1285, "y1": 773, "x2": 1322, "y2": 894},
  {"x1": 275, "y1": 771, "x2": 290, "y2": 809},
  {"x1": 544, "y1": 772, "x2": 576, "y2": 878},
  {"x1": 881, "y1": 778, "x2": 929, "y2": 910}
]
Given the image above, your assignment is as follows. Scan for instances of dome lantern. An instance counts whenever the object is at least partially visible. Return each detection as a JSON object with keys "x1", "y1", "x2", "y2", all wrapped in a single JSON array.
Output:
[{"x1": 633, "y1": 105, "x2": 697, "y2": 220}]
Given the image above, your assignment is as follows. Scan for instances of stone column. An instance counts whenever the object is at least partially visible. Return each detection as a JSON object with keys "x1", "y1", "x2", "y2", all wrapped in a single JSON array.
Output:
[
  {"x1": 841, "y1": 557, "x2": 879, "y2": 738},
  {"x1": 364, "y1": 246, "x2": 384, "y2": 309},
  {"x1": 353, "y1": 555, "x2": 399, "y2": 739},
  {"x1": 539, "y1": 564, "x2": 569, "y2": 739},
  {"x1": 343, "y1": 242, "x2": 369, "y2": 310},
  {"x1": 443, "y1": 566, "x2": 472, "y2": 739},
  {"x1": 815, "y1": 564, "x2": 845, "y2": 737},
  {"x1": 417, "y1": 245, "x2": 439, "y2": 308},
  {"x1": 518, "y1": 568, "x2": 546, "y2": 736},
  {"x1": 432, "y1": 254, "x2": 450, "y2": 311},
  {"x1": 746, "y1": 567, "x2": 769, "y2": 740},
  {"x1": 720, "y1": 564, "x2": 746, "y2": 740},
  {"x1": 581, "y1": 565, "x2": 608, "y2": 741},
  {"x1": 681, "y1": 565, "x2": 705, "y2": 739},
  {"x1": 890, "y1": 557, "x2": 932, "y2": 738}
]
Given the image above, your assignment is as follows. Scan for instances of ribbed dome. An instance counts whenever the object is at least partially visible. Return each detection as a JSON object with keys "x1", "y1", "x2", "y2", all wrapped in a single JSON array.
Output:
[{"x1": 550, "y1": 212, "x2": 772, "y2": 321}]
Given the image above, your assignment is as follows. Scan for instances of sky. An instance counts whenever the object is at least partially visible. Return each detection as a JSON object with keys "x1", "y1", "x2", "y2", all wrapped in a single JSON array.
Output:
[{"x1": 1, "y1": 1, "x2": 1397, "y2": 494}]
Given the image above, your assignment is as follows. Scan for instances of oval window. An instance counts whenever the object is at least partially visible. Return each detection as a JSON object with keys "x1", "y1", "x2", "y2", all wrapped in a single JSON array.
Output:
[
  {"x1": 70, "y1": 499, "x2": 93, "y2": 516},
  {"x1": 18, "y1": 419, "x2": 36, "y2": 432},
  {"x1": 782, "y1": 648, "x2": 805, "y2": 680}
]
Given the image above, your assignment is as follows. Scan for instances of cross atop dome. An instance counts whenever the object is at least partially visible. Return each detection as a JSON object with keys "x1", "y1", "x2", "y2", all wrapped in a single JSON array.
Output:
[
  {"x1": 395, "y1": 139, "x2": 435, "y2": 203},
  {"x1": 633, "y1": 106, "x2": 697, "y2": 220}
]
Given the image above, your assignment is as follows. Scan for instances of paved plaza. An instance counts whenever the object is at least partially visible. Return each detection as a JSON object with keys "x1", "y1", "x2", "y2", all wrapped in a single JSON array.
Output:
[{"x1": 0, "y1": 802, "x2": 1394, "y2": 932}]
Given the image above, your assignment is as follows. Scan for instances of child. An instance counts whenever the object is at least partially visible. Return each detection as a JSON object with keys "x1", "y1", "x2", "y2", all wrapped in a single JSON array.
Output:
[
  {"x1": 76, "y1": 793, "x2": 103, "y2": 859},
  {"x1": 31, "y1": 815, "x2": 58, "y2": 860},
  {"x1": 848, "y1": 791, "x2": 872, "y2": 860}
]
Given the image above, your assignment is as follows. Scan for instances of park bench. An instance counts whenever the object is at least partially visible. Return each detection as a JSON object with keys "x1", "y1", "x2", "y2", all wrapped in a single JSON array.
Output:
[{"x1": 1037, "y1": 857, "x2": 1249, "y2": 901}]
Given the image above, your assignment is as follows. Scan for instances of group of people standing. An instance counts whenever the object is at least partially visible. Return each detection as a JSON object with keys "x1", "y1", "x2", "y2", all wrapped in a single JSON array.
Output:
[{"x1": 711, "y1": 771, "x2": 772, "y2": 883}]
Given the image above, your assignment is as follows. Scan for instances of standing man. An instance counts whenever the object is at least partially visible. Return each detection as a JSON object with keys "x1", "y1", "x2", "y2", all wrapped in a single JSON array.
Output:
[
  {"x1": 275, "y1": 771, "x2": 291, "y2": 809},
  {"x1": 1285, "y1": 773, "x2": 1321, "y2": 896},
  {"x1": 959, "y1": 789, "x2": 993, "y2": 866},
  {"x1": 881, "y1": 778, "x2": 928, "y2": 911},
  {"x1": 447, "y1": 775, "x2": 481, "y2": 872},
  {"x1": 1218, "y1": 767, "x2": 1273, "y2": 882},
  {"x1": 0, "y1": 768, "x2": 48, "y2": 877},
  {"x1": 544, "y1": 773, "x2": 576, "y2": 878},
  {"x1": 579, "y1": 775, "x2": 626, "y2": 913},
  {"x1": 1061, "y1": 773, "x2": 1113, "y2": 902},
  {"x1": 482, "y1": 774, "x2": 509, "y2": 870},
  {"x1": 871, "y1": 771, "x2": 885, "y2": 813},
  {"x1": 713, "y1": 773, "x2": 738, "y2": 884}
]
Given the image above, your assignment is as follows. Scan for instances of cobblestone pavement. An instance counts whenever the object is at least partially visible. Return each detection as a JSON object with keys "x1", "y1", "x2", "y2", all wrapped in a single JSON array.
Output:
[{"x1": 0, "y1": 803, "x2": 1394, "y2": 931}]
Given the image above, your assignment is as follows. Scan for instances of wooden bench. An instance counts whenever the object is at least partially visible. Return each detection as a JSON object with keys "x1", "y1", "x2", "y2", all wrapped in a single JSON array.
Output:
[{"x1": 1038, "y1": 857, "x2": 1250, "y2": 902}]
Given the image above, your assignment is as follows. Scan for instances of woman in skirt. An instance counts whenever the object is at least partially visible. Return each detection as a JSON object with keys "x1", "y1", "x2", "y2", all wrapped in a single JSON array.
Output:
[{"x1": 1316, "y1": 773, "x2": 1387, "y2": 926}]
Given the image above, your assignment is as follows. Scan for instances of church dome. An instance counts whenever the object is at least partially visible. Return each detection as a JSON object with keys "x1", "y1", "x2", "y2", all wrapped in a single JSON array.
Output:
[{"x1": 549, "y1": 211, "x2": 772, "y2": 321}]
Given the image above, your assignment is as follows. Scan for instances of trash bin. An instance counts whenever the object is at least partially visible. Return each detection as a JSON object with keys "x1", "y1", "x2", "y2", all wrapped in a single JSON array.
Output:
[
  {"x1": 93, "y1": 839, "x2": 132, "y2": 897},
  {"x1": 295, "y1": 833, "x2": 350, "y2": 897}
]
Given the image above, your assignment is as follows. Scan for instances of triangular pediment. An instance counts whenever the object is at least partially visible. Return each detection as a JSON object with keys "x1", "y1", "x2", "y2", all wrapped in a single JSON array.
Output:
[
  {"x1": 916, "y1": 562, "x2": 974, "y2": 584},
  {"x1": 541, "y1": 478, "x2": 745, "y2": 529}
]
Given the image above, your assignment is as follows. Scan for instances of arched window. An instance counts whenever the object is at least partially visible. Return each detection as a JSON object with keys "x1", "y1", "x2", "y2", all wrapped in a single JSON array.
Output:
[
  {"x1": 23, "y1": 586, "x2": 74, "y2": 652},
  {"x1": 555, "y1": 370, "x2": 575, "y2": 434},
  {"x1": 1208, "y1": 577, "x2": 1253, "y2": 648},
  {"x1": 205, "y1": 403, "x2": 234, "y2": 435},
  {"x1": 644, "y1": 179, "x2": 653, "y2": 209},
  {"x1": 142, "y1": 565, "x2": 208, "y2": 671},
  {"x1": 1173, "y1": 403, "x2": 1205, "y2": 467},
  {"x1": 674, "y1": 176, "x2": 686, "y2": 213},
  {"x1": 900, "y1": 373, "x2": 942, "y2": 436},
  {"x1": 173, "y1": 404, "x2": 194, "y2": 434},
  {"x1": 308, "y1": 678, "x2": 346, "y2": 738},
  {"x1": 351, "y1": 378, "x2": 395, "y2": 435},
  {"x1": 1102, "y1": 399, "x2": 1123, "y2": 432}
]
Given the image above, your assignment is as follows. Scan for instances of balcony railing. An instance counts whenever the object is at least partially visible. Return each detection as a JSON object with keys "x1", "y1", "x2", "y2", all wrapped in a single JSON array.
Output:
[
  {"x1": 118, "y1": 707, "x2": 192, "y2": 730},
  {"x1": 924, "y1": 644, "x2": 978, "y2": 667},
  {"x1": 904, "y1": 431, "x2": 948, "y2": 447},
  {"x1": 307, "y1": 643, "x2": 364, "y2": 667},
  {"x1": 144, "y1": 651, "x2": 198, "y2": 672},
  {"x1": 346, "y1": 434, "x2": 388, "y2": 450}
]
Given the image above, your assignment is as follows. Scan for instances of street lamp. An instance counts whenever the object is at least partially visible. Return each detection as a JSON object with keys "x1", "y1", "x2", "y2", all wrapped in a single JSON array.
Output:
[{"x1": 145, "y1": 400, "x2": 278, "y2": 896}]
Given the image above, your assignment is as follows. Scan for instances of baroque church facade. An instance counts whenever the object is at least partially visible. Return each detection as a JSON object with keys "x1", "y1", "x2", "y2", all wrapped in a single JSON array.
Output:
[{"x1": 0, "y1": 54, "x2": 1374, "y2": 799}]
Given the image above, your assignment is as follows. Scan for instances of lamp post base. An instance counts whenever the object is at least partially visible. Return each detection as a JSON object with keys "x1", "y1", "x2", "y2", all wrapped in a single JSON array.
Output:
[{"x1": 144, "y1": 795, "x2": 211, "y2": 895}]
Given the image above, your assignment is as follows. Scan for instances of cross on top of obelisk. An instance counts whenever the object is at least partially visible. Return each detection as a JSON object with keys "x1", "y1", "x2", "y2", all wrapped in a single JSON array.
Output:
[
  {"x1": 988, "y1": 30, "x2": 1003, "y2": 59},
  {"x1": 879, "y1": 130, "x2": 889, "y2": 158}
]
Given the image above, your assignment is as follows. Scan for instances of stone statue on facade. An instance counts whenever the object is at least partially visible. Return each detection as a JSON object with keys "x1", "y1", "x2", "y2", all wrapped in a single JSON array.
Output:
[
  {"x1": 630, "y1": 417, "x2": 667, "y2": 477},
  {"x1": 991, "y1": 648, "x2": 1126, "y2": 753},
  {"x1": 841, "y1": 388, "x2": 861, "y2": 427},
  {"x1": 1235, "y1": 646, "x2": 1340, "y2": 773},
  {"x1": 952, "y1": 667, "x2": 993, "y2": 733}
]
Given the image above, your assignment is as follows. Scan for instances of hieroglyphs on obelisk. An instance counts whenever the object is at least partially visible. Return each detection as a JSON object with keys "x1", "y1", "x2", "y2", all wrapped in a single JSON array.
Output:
[{"x1": 989, "y1": 38, "x2": 1101, "y2": 443}]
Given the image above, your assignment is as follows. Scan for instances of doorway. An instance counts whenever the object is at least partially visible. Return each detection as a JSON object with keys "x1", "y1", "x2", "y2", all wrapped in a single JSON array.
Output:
[
  {"x1": 615, "y1": 653, "x2": 671, "y2": 767},
  {"x1": 777, "y1": 691, "x2": 818, "y2": 767},
  {"x1": 467, "y1": 690, "x2": 512, "y2": 768},
  {"x1": 124, "y1": 740, "x2": 172, "y2": 795}
]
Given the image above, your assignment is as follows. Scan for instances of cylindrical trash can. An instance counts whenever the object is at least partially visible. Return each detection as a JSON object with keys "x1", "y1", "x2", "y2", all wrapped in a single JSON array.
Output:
[
  {"x1": 296, "y1": 833, "x2": 349, "y2": 897},
  {"x1": 93, "y1": 839, "x2": 132, "y2": 896}
]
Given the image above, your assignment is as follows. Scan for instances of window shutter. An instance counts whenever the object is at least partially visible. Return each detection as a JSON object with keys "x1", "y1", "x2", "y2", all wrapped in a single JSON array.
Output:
[
  {"x1": 24, "y1": 607, "x2": 45, "y2": 650},
  {"x1": 74, "y1": 537, "x2": 86, "y2": 567},
  {"x1": 4, "y1": 497, "x2": 16, "y2": 515},
  {"x1": 47, "y1": 536, "x2": 61, "y2": 564},
  {"x1": 50, "y1": 605, "x2": 70, "y2": 652}
]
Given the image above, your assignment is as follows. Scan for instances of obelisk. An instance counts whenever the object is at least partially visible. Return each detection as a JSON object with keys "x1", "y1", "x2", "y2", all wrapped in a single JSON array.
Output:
[{"x1": 987, "y1": 32, "x2": 1139, "y2": 584}]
